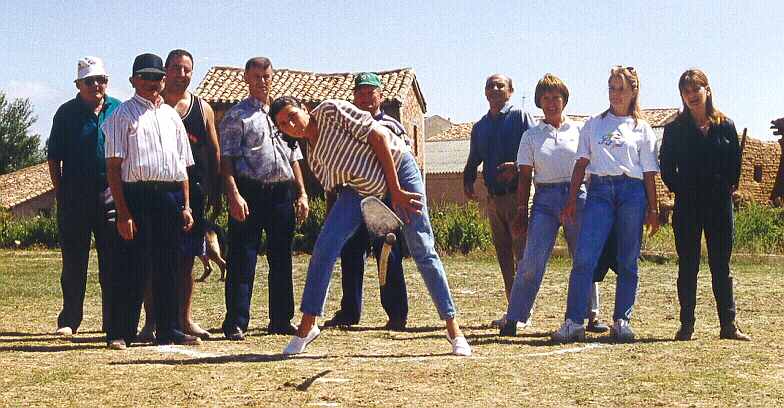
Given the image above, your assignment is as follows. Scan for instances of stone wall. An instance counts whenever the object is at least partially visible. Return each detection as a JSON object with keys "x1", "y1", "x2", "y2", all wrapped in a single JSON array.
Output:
[
  {"x1": 398, "y1": 85, "x2": 426, "y2": 169},
  {"x1": 736, "y1": 138, "x2": 782, "y2": 203}
]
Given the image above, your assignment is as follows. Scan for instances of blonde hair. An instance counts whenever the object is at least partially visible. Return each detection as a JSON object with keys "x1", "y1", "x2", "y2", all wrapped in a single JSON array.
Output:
[
  {"x1": 678, "y1": 68, "x2": 726, "y2": 125},
  {"x1": 602, "y1": 66, "x2": 641, "y2": 125},
  {"x1": 534, "y1": 73, "x2": 569, "y2": 109}
]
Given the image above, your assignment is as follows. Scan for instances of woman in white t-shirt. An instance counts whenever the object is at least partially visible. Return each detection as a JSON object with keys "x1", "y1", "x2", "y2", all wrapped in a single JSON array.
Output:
[
  {"x1": 552, "y1": 66, "x2": 660, "y2": 343},
  {"x1": 499, "y1": 74, "x2": 609, "y2": 336}
]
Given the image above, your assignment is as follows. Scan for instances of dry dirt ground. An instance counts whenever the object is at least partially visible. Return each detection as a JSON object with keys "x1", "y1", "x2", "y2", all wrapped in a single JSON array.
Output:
[{"x1": 0, "y1": 249, "x2": 782, "y2": 407}]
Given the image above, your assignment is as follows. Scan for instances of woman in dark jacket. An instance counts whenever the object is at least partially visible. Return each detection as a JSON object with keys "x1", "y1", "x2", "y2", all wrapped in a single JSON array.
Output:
[{"x1": 659, "y1": 69, "x2": 750, "y2": 341}]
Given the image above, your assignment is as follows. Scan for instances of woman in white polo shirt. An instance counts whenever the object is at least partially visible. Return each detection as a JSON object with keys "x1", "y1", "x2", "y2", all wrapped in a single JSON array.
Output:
[
  {"x1": 552, "y1": 66, "x2": 660, "y2": 343},
  {"x1": 500, "y1": 74, "x2": 609, "y2": 336}
]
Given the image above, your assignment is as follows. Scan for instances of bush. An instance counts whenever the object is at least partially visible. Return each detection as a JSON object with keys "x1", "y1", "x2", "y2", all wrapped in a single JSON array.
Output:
[
  {"x1": 429, "y1": 201, "x2": 492, "y2": 254},
  {"x1": 0, "y1": 209, "x2": 59, "y2": 248},
  {"x1": 734, "y1": 202, "x2": 784, "y2": 254}
]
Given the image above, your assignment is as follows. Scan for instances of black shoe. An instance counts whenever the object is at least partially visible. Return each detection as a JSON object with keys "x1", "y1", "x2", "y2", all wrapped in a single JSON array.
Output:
[
  {"x1": 586, "y1": 319, "x2": 610, "y2": 333},
  {"x1": 383, "y1": 318, "x2": 407, "y2": 331},
  {"x1": 156, "y1": 330, "x2": 202, "y2": 346},
  {"x1": 267, "y1": 323, "x2": 297, "y2": 335},
  {"x1": 674, "y1": 325, "x2": 694, "y2": 341},
  {"x1": 720, "y1": 323, "x2": 751, "y2": 341},
  {"x1": 323, "y1": 313, "x2": 359, "y2": 328},
  {"x1": 499, "y1": 320, "x2": 517, "y2": 337},
  {"x1": 224, "y1": 326, "x2": 245, "y2": 341}
]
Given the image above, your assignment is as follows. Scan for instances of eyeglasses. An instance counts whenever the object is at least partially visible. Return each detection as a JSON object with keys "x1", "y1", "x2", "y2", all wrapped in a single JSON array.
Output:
[
  {"x1": 80, "y1": 76, "x2": 108, "y2": 86},
  {"x1": 612, "y1": 65, "x2": 635, "y2": 73},
  {"x1": 135, "y1": 73, "x2": 164, "y2": 81}
]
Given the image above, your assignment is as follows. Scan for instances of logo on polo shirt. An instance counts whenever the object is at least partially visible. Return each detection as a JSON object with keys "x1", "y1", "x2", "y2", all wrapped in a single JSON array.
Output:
[{"x1": 599, "y1": 131, "x2": 625, "y2": 147}]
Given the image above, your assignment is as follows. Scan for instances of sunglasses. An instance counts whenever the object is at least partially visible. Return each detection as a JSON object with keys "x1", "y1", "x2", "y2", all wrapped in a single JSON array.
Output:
[
  {"x1": 80, "y1": 76, "x2": 108, "y2": 86},
  {"x1": 135, "y1": 73, "x2": 164, "y2": 81},
  {"x1": 612, "y1": 65, "x2": 635, "y2": 72}
]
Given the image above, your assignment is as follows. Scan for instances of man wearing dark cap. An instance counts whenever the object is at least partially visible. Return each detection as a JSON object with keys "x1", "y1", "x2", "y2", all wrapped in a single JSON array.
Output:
[
  {"x1": 102, "y1": 53, "x2": 201, "y2": 349},
  {"x1": 48, "y1": 56, "x2": 121, "y2": 337},
  {"x1": 323, "y1": 72, "x2": 409, "y2": 330}
]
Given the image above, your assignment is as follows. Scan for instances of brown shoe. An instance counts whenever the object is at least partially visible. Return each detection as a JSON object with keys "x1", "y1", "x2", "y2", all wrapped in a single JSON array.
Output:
[{"x1": 720, "y1": 324, "x2": 751, "y2": 341}]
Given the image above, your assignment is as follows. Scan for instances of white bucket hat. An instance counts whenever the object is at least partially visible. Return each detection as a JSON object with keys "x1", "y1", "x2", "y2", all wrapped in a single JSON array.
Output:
[{"x1": 76, "y1": 56, "x2": 108, "y2": 81}]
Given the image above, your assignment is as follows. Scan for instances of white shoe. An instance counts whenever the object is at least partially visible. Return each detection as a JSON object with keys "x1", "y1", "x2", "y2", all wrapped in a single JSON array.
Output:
[
  {"x1": 551, "y1": 319, "x2": 585, "y2": 343},
  {"x1": 446, "y1": 333, "x2": 472, "y2": 356},
  {"x1": 611, "y1": 319, "x2": 635, "y2": 343},
  {"x1": 55, "y1": 327, "x2": 73, "y2": 337},
  {"x1": 108, "y1": 339, "x2": 127, "y2": 350},
  {"x1": 283, "y1": 325, "x2": 321, "y2": 356}
]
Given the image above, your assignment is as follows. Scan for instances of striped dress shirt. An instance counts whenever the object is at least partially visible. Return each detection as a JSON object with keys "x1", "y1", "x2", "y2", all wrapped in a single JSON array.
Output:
[
  {"x1": 309, "y1": 100, "x2": 410, "y2": 198},
  {"x1": 103, "y1": 94, "x2": 194, "y2": 182}
]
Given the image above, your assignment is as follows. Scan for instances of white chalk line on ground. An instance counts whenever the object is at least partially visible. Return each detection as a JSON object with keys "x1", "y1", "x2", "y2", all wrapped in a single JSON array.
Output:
[
  {"x1": 151, "y1": 345, "x2": 222, "y2": 358},
  {"x1": 135, "y1": 343, "x2": 603, "y2": 362}
]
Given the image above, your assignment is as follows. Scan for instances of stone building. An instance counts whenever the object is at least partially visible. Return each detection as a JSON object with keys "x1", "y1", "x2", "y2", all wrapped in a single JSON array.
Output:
[
  {"x1": 194, "y1": 67, "x2": 427, "y2": 193},
  {"x1": 0, "y1": 163, "x2": 55, "y2": 217}
]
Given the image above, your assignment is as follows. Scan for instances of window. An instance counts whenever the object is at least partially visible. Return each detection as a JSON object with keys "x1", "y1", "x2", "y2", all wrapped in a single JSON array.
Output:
[
  {"x1": 413, "y1": 125, "x2": 419, "y2": 155},
  {"x1": 754, "y1": 165, "x2": 763, "y2": 182}
]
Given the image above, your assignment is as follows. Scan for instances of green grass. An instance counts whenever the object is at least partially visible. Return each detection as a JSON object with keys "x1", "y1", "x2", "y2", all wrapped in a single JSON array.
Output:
[{"x1": 0, "y1": 249, "x2": 782, "y2": 407}]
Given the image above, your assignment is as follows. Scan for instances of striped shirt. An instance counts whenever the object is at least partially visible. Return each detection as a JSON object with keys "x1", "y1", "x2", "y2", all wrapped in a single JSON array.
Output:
[
  {"x1": 309, "y1": 100, "x2": 410, "y2": 198},
  {"x1": 103, "y1": 94, "x2": 194, "y2": 182}
]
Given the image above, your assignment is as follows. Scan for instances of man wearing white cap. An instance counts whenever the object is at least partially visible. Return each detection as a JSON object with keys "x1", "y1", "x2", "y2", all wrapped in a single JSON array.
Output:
[{"x1": 47, "y1": 57, "x2": 121, "y2": 337}]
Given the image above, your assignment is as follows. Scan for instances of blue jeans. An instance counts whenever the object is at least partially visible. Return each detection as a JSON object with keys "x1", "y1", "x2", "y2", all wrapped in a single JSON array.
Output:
[
  {"x1": 300, "y1": 153, "x2": 456, "y2": 320},
  {"x1": 506, "y1": 183, "x2": 585, "y2": 323},
  {"x1": 564, "y1": 175, "x2": 647, "y2": 323}
]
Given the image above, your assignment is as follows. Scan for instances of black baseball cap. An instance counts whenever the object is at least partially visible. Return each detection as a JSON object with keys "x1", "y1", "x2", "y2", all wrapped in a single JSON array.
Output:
[{"x1": 132, "y1": 53, "x2": 165, "y2": 75}]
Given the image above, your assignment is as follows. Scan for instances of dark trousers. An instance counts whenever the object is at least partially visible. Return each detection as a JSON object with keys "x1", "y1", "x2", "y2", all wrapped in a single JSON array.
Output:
[
  {"x1": 223, "y1": 180, "x2": 295, "y2": 334},
  {"x1": 673, "y1": 199, "x2": 737, "y2": 328},
  {"x1": 106, "y1": 183, "x2": 184, "y2": 343},
  {"x1": 56, "y1": 187, "x2": 112, "y2": 332},
  {"x1": 337, "y1": 224, "x2": 408, "y2": 323}
]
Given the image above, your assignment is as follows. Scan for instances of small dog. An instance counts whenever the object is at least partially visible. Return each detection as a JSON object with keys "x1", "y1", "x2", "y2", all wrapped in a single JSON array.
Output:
[{"x1": 195, "y1": 220, "x2": 227, "y2": 282}]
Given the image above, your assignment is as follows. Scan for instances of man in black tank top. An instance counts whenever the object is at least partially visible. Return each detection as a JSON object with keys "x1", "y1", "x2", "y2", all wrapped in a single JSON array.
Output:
[{"x1": 138, "y1": 49, "x2": 219, "y2": 340}]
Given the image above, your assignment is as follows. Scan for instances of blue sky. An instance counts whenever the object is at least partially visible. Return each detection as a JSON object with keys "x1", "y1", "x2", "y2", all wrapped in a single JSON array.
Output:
[{"x1": 2, "y1": 0, "x2": 783, "y2": 142}]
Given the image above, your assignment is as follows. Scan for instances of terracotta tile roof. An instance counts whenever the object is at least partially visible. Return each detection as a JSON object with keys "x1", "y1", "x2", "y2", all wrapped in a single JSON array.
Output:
[
  {"x1": 0, "y1": 163, "x2": 53, "y2": 209},
  {"x1": 194, "y1": 66, "x2": 426, "y2": 112},
  {"x1": 425, "y1": 140, "x2": 471, "y2": 174},
  {"x1": 426, "y1": 108, "x2": 679, "y2": 142},
  {"x1": 427, "y1": 122, "x2": 474, "y2": 142}
]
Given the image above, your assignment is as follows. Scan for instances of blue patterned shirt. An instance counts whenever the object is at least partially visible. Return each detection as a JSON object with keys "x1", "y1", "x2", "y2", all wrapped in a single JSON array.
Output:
[{"x1": 219, "y1": 96, "x2": 302, "y2": 183}]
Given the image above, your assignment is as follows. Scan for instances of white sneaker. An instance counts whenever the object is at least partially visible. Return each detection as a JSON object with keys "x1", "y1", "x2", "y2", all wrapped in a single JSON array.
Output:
[
  {"x1": 55, "y1": 327, "x2": 73, "y2": 337},
  {"x1": 446, "y1": 333, "x2": 472, "y2": 356},
  {"x1": 611, "y1": 319, "x2": 635, "y2": 343},
  {"x1": 283, "y1": 325, "x2": 321, "y2": 356},
  {"x1": 551, "y1": 319, "x2": 585, "y2": 343}
]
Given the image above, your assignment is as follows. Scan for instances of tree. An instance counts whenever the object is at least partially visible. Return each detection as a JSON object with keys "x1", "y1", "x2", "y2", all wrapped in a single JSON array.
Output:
[{"x1": 0, "y1": 90, "x2": 45, "y2": 175}]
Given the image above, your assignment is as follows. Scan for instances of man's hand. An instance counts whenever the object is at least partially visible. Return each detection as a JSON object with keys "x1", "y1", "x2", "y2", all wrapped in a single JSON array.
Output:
[
  {"x1": 117, "y1": 212, "x2": 137, "y2": 241},
  {"x1": 464, "y1": 182, "x2": 477, "y2": 201},
  {"x1": 495, "y1": 161, "x2": 517, "y2": 184},
  {"x1": 511, "y1": 211, "x2": 528, "y2": 239},
  {"x1": 228, "y1": 191, "x2": 250, "y2": 222},
  {"x1": 182, "y1": 208, "x2": 194, "y2": 232},
  {"x1": 645, "y1": 209, "x2": 660, "y2": 237},
  {"x1": 294, "y1": 194, "x2": 309, "y2": 225},
  {"x1": 390, "y1": 188, "x2": 424, "y2": 223}
]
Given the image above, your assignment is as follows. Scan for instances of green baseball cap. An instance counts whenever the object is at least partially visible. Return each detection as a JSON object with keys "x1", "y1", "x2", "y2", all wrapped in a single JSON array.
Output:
[{"x1": 354, "y1": 72, "x2": 381, "y2": 89}]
